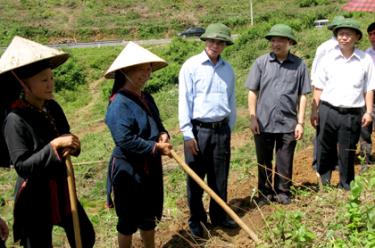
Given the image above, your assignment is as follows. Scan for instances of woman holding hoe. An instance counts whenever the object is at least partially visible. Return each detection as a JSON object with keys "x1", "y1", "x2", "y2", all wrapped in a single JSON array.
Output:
[
  {"x1": 104, "y1": 41, "x2": 172, "y2": 248},
  {"x1": 0, "y1": 36, "x2": 95, "y2": 247}
]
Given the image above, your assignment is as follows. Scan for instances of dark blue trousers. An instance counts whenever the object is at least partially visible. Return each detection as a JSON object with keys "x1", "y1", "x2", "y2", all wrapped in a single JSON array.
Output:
[{"x1": 184, "y1": 124, "x2": 231, "y2": 225}]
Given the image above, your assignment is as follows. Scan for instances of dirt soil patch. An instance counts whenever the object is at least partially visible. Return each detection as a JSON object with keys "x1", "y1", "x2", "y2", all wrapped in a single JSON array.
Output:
[{"x1": 142, "y1": 134, "x2": 372, "y2": 247}]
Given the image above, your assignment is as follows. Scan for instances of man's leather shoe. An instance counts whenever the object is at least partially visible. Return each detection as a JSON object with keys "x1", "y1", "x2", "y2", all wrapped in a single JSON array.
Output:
[
  {"x1": 275, "y1": 193, "x2": 291, "y2": 205},
  {"x1": 189, "y1": 221, "x2": 204, "y2": 237},
  {"x1": 256, "y1": 194, "x2": 273, "y2": 207},
  {"x1": 213, "y1": 219, "x2": 238, "y2": 229}
]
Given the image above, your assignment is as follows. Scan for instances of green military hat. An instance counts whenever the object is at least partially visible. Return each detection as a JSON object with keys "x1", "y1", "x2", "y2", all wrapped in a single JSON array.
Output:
[
  {"x1": 333, "y1": 18, "x2": 362, "y2": 40},
  {"x1": 327, "y1": 16, "x2": 345, "y2": 31},
  {"x1": 265, "y1": 24, "x2": 297, "y2": 45},
  {"x1": 200, "y1": 23, "x2": 234, "y2": 45}
]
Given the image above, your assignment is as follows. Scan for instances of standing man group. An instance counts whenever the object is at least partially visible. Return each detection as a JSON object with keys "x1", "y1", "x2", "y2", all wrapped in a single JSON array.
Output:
[
  {"x1": 310, "y1": 16, "x2": 344, "y2": 172},
  {"x1": 178, "y1": 23, "x2": 237, "y2": 237},
  {"x1": 246, "y1": 24, "x2": 311, "y2": 205},
  {"x1": 359, "y1": 21, "x2": 375, "y2": 171},
  {"x1": 311, "y1": 18, "x2": 375, "y2": 190}
]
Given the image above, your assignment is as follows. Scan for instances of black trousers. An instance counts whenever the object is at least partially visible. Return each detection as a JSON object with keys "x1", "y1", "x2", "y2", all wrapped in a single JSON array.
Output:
[
  {"x1": 317, "y1": 102, "x2": 362, "y2": 190},
  {"x1": 21, "y1": 202, "x2": 95, "y2": 248},
  {"x1": 184, "y1": 124, "x2": 231, "y2": 225},
  {"x1": 359, "y1": 107, "x2": 373, "y2": 164},
  {"x1": 254, "y1": 132, "x2": 296, "y2": 196}
]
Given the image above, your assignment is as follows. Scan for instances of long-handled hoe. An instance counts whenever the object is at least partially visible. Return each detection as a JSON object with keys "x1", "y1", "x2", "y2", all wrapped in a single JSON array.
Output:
[{"x1": 170, "y1": 150, "x2": 261, "y2": 244}]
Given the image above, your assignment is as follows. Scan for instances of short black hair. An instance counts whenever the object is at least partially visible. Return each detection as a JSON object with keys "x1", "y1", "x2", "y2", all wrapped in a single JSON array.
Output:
[{"x1": 367, "y1": 22, "x2": 375, "y2": 33}]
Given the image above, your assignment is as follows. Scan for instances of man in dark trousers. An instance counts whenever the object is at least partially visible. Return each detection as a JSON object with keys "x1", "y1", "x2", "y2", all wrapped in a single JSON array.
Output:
[
  {"x1": 311, "y1": 18, "x2": 375, "y2": 189},
  {"x1": 179, "y1": 23, "x2": 237, "y2": 237},
  {"x1": 246, "y1": 24, "x2": 311, "y2": 205}
]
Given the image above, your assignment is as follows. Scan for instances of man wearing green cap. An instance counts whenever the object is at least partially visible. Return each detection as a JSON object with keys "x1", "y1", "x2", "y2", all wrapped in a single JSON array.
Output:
[
  {"x1": 311, "y1": 18, "x2": 375, "y2": 189},
  {"x1": 310, "y1": 16, "x2": 345, "y2": 176},
  {"x1": 246, "y1": 24, "x2": 311, "y2": 205},
  {"x1": 178, "y1": 22, "x2": 237, "y2": 237}
]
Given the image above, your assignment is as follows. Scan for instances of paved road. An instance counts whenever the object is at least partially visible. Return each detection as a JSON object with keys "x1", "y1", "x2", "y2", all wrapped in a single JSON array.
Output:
[
  {"x1": 48, "y1": 38, "x2": 174, "y2": 49},
  {"x1": 1, "y1": 34, "x2": 239, "y2": 50},
  {"x1": 51, "y1": 34, "x2": 238, "y2": 48}
]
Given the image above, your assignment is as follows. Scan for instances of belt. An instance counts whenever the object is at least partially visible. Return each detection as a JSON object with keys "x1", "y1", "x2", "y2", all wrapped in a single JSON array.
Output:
[
  {"x1": 321, "y1": 101, "x2": 362, "y2": 115},
  {"x1": 192, "y1": 118, "x2": 228, "y2": 129}
]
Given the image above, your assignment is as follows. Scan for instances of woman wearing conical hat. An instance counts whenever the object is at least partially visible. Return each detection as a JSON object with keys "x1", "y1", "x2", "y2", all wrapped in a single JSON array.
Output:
[
  {"x1": 104, "y1": 42, "x2": 172, "y2": 248},
  {"x1": 0, "y1": 36, "x2": 95, "y2": 247}
]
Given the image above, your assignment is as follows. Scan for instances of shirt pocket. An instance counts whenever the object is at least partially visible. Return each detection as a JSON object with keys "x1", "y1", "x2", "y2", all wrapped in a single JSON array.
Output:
[{"x1": 280, "y1": 70, "x2": 299, "y2": 94}]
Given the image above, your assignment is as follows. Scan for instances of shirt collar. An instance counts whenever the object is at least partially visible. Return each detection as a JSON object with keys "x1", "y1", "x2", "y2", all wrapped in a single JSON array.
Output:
[
  {"x1": 198, "y1": 50, "x2": 225, "y2": 66},
  {"x1": 268, "y1": 52, "x2": 296, "y2": 63},
  {"x1": 332, "y1": 47, "x2": 362, "y2": 61}
]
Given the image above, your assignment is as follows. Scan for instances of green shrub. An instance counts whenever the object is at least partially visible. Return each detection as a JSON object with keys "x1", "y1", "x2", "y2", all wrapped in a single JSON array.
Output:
[
  {"x1": 54, "y1": 58, "x2": 86, "y2": 92},
  {"x1": 145, "y1": 63, "x2": 180, "y2": 93},
  {"x1": 266, "y1": 210, "x2": 316, "y2": 247},
  {"x1": 298, "y1": 0, "x2": 318, "y2": 7}
]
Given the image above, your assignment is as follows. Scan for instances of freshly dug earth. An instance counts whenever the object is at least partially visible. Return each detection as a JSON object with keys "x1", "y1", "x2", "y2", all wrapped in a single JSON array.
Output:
[{"x1": 129, "y1": 138, "x2": 361, "y2": 247}]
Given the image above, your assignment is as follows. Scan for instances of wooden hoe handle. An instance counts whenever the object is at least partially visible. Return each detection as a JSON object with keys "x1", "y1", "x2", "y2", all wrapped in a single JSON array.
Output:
[
  {"x1": 170, "y1": 150, "x2": 260, "y2": 244},
  {"x1": 66, "y1": 156, "x2": 83, "y2": 248}
]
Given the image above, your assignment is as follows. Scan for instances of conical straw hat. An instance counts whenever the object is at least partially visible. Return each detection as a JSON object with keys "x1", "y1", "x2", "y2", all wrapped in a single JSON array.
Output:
[
  {"x1": 104, "y1": 41, "x2": 168, "y2": 79},
  {"x1": 0, "y1": 36, "x2": 69, "y2": 75}
]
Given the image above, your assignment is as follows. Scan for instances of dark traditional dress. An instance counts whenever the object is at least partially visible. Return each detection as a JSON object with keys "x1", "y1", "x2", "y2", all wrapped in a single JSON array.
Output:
[
  {"x1": 3, "y1": 99, "x2": 95, "y2": 247},
  {"x1": 105, "y1": 90, "x2": 167, "y2": 235}
]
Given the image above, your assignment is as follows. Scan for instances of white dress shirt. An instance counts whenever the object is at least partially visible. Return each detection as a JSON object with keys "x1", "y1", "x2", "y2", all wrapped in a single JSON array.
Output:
[
  {"x1": 315, "y1": 47, "x2": 375, "y2": 108},
  {"x1": 311, "y1": 37, "x2": 338, "y2": 86},
  {"x1": 178, "y1": 51, "x2": 236, "y2": 140}
]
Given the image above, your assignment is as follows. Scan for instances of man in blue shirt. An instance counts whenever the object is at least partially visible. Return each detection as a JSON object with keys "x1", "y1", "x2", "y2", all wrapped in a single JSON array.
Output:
[
  {"x1": 246, "y1": 24, "x2": 311, "y2": 205},
  {"x1": 178, "y1": 23, "x2": 237, "y2": 237}
]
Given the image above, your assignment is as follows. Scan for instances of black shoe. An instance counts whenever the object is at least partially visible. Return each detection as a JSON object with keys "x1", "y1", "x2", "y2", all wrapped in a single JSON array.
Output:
[
  {"x1": 212, "y1": 219, "x2": 238, "y2": 229},
  {"x1": 275, "y1": 193, "x2": 291, "y2": 205},
  {"x1": 189, "y1": 221, "x2": 204, "y2": 238},
  {"x1": 320, "y1": 171, "x2": 332, "y2": 185},
  {"x1": 256, "y1": 194, "x2": 273, "y2": 207}
]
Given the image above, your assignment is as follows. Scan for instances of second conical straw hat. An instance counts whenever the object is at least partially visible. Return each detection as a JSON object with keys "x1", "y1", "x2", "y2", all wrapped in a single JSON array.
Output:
[
  {"x1": 104, "y1": 41, "x2": 168, "y2": 79},
  {"x1": 0, "y1": 36, "x2": 69, "y2": 75}
]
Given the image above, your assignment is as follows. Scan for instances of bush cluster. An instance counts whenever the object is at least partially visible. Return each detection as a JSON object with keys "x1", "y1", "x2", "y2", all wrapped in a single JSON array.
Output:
[{"x1": 54, "y1": 57, "x2": 86, "y2": 92}]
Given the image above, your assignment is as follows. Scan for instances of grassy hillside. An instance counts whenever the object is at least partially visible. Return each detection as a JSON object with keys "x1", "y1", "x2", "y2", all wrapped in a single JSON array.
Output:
[
  {"x1": 0, "y1": 0, "x2": 369, "y2": 45},
  {"x1": 1, "y1": 0, "x2": 375, "y2": 247},
  {"x1": 0, "y1": 0, "x2": 257, "y2": 45}
]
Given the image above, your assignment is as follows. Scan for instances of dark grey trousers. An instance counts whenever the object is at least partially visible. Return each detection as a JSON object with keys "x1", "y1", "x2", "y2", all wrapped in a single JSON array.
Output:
[
  {"x1": 184, "y1": 124, "x2": 231, "y2": 225},
  {"x1": 254, "y1": 132, "x2": 296, "y2": 196}
]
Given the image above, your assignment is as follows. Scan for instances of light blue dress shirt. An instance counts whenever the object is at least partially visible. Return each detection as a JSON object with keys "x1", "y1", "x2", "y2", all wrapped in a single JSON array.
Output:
[{"x1": 178, "y1": 50, "x2": 236, "y2": 140}]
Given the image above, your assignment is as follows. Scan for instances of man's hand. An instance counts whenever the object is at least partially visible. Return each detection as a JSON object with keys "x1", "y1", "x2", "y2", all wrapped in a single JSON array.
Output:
[
  {"x1": 250, "y1": 116, "x2": 260, "y2": 135},
  {"x1": 362, "y1": 112, "x2": 372, "y2": 127},
  {"x1": 294, "y1": 123, "x2": 304, "y2": 140},
  {"x1": 310, "y1": 111, "x2": 319, "y2": 128},
  {"x1": 185, "y1": 139, "x2": 199, "y2": 156}
]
